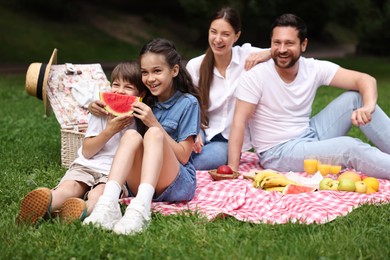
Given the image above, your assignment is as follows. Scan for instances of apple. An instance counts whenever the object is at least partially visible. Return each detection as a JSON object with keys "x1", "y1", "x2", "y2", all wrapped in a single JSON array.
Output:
[
  {"x1": 216, "y1": 165, "x2": 233, "y2": 175},
  {"x1": 355, "y1": 181, "x2": 367, "y2": 193},
  {"x1": 338, "y1": 179, "x2": 356, "y2": 192},
  {"x1": 319, "y1": 178, "x2": 339, "y2": 191}
]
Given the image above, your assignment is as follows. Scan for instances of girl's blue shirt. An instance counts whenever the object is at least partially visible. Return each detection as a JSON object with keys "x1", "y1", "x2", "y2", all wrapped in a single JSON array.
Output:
[{"x1": 153, "y1": 90, "x2": 200, "y2": 144}]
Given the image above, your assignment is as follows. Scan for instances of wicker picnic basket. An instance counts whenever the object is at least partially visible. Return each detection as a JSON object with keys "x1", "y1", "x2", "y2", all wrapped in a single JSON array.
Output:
[{"x1": 46, "y1": 63, "x2": 110, "y2": 167}]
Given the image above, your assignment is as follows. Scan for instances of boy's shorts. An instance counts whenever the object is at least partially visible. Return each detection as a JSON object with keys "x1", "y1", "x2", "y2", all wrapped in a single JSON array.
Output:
[{"x1": 56, "y1": 163, "x2": 128, "y2": 199}]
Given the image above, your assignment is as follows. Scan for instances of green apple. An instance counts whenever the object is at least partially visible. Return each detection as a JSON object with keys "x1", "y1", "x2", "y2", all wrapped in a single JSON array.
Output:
[
  {"x1": 338, "y1": 179, "x2": 356, "y2": 192},
  {"x1": 319, "y1": 178, "x2": 339, "y2": 191},
  {"x1": 355, "y1": 181, "x2": 367, "y2": 193}
]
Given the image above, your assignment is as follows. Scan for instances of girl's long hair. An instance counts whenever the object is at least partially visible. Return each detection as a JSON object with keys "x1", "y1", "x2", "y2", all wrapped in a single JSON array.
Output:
[
  {"x1": 198, "y1": 7, "x2": 241, "y2": 128},
  {"x1": 139, "y1": 38, "x2": 205, "y2": 123}
]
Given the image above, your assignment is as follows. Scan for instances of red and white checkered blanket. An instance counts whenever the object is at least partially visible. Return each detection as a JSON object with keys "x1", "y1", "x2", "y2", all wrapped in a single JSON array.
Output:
[{"x1": 121, "y1": 152, "x2": 390, "y2": 224}]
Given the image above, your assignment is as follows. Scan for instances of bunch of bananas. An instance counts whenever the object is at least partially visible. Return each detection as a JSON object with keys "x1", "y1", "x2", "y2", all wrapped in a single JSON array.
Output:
[{"x1": 253, "y1": 169, "x2": 298, "y2": 192}]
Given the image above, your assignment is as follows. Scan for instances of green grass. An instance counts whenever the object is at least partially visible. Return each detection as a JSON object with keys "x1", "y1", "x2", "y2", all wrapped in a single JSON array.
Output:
[{"x1": 1, "y1": 57, "x2": 390, "y2": 259}]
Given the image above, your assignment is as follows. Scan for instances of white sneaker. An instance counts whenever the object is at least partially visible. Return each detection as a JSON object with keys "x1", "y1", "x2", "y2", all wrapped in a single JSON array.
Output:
[
  {"x1": 113, "y1": 198, "x2": 151, "y2": 235},
  {"x1": 83, "y1": 196, "x2": 122, "y2": 230}
]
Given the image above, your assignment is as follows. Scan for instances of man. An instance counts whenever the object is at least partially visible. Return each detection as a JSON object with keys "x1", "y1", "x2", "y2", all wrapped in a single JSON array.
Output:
[{"x1": 228, "y1": 13, "x2": 390, "y2": 179}]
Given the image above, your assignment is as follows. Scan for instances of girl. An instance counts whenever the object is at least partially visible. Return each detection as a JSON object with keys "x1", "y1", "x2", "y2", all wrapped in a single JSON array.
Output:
[
  {"x1": 17, "y1": 62, "x2": 147, "y2": 225},
  {"x1": 83, "y1": 38, "x2": 201, "y2": 235},
  {"x1": 186, "y1": 6, "x2": 270, "y2": 170}
]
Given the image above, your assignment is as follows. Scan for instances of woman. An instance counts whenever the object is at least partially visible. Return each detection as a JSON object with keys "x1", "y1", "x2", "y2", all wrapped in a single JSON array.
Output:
[{"x1": 186, "y1": 6, "x2": 270, "y2": 170}]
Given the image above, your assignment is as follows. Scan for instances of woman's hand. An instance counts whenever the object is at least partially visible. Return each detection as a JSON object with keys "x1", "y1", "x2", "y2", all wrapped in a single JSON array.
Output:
[
  {"x1": 88, "y1": 100, "x2": 109, "y2": 117},
  {"x1": 244, "y1": 49, "x2": 271, "y2": 70},
  {"x1": 132, "y1": 101, "x2": 159, "y2": 127},
  {"x1": 193, "y1": 133, "x2": 204, "y2": 153}
]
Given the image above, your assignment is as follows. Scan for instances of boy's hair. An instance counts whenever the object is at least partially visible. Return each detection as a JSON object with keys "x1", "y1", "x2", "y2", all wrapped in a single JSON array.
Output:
[
  {"x1": 139, "y1": 38, "x2": 202, "y2": 110},
  {"x1": 111, "y1": 61, "x2": 147, "y2": 94},
  {"x1": 270, "y1": 13, "x2": 307, "y2": 43}
]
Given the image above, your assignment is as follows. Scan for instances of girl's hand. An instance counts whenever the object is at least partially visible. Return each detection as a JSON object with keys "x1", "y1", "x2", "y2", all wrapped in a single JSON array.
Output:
[
  {"x1": 193, "y1": 133, "x2": 203, "y2": 153},
  {"x1": 106, "y1": 114, "x2": 134, "y2": 133},
  {"x1": 88, "y1": 100, "x2": 109, "y2": 116},
  {"x1": 132, "y1": 101, "x2": 159, "y2": 127}
]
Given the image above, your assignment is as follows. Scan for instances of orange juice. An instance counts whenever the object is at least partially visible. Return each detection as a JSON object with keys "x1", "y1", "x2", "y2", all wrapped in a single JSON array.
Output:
[
  {"x1": 318, "y1": 163, "x2": 331, "y2": 176},
  {"x1": 330, "y1": 165, "x2": 342, "y2": 175},
  {"x1": 304, "y1": 159, "x2": 318, "y2": 174}
]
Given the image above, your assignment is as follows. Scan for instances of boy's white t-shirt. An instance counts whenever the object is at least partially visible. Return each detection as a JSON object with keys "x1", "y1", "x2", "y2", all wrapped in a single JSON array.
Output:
[
  {"x1": 186, "y1": 43, "x2": 265, "y2": 151},
  {"x1": 235, "y1": 57, "x2": 339, "y2": 153},
  {"x1": 73, "y1": 114, "x2": 136, "y2": 175}
]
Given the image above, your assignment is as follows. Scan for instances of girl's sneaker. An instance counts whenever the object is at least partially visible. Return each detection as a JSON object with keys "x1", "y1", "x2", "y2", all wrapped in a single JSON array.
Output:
[
  {"x1": 113, "y1": 198, "x2": 151, "y2": 235},
  {"x1": 83, "y1": 195, "x2": 122, "y2": 230},
  {"x1": 16, "y1": 187, "x2": 52, "y2": 225},
  {"x1": 59, "y1": 198, "x2": 87, "y2": 223}
]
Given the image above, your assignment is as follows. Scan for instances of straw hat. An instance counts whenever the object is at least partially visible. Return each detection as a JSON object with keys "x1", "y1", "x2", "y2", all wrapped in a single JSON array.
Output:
[{"x1": 25, "y1": 48, "x2": 58, "y2": 116}]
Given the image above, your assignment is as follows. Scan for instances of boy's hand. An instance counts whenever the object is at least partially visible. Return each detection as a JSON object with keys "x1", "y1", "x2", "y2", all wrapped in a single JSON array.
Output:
[
  {"x1": 88, "y1": 100, "x2": 109, "y2": 116},
  {"x1": 106, "y1": 114, "x2": 134, "y2": 133}
]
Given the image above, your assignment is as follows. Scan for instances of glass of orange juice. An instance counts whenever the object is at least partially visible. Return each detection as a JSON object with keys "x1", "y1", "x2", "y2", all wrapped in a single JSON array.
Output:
[
  {"x1": 329, "y1": 159, "x2": 342, "y2": 175},
  {"x1": 304, "y1": 156, "x2": 318, "y2": 174},
  {"x1": 318, "y1": 157, "x2": 331, "y2": 176}
]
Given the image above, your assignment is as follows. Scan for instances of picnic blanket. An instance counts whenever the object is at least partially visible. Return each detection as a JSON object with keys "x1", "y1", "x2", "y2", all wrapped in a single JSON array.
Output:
[{"x1": 121, "y1": 152, "x2": 390, "y2": 224}]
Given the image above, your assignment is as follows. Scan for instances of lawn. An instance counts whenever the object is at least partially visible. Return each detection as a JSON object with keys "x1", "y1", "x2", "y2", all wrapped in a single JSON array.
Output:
[{"x1": 1, "y1": 56, "x2": 390, "y2": 259}]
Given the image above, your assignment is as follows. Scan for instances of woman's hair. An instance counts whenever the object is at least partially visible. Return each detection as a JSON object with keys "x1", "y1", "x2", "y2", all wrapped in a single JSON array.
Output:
[
  {"x1": 139, "y1": 38, "x2": 205, "y2": 123},
  {"x1": 110, "y1": 61, "x2": 150, "y2": 135},
  {"x1": 270, "y1": 13, "x2": 307, "y2": 43},
  {"x1": 198, "y1": 7, "x2": 241, "y2": 128}
]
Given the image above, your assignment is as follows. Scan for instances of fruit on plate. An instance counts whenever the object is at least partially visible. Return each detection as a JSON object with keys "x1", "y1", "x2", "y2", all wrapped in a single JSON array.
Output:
[
  {"x1": 362, "y1": 177, "x2": 380, "y2": 192},
  {"x1": 99, "y1": 92, "x2": 142, "y2": 116},
  {"x1": 319, "y1": 178, "x2": 339, "y2": 191},
  {"x1": 283, "y1": 184, "x2": 316, "y2": 194},
  {"x1": 216, "y1": 165, "x2": 233, "y2": 175},
  {"x1": 337, "y1": 171, "x2": 361, "y2": 182},
  {"x1": 338, "y1": 178, "x2": 356, "y2": 192},
  {"x1": 354, "y1": 181, "x2": 368, "y2": 194}
]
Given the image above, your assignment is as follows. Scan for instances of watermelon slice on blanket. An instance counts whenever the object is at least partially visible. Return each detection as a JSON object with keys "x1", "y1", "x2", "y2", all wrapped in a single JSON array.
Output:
[
  {"x1": 283, "y1": 184, "x2": 316, "y2": 195},
  {"x1": 99, "y1": 92, "x2": 142, "y2": 116}
]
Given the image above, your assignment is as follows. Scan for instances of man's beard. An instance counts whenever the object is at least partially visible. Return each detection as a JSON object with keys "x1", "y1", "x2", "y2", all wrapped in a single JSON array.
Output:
[{"x1": 273, "y1": 54, "x2": 299, "y2": 69}]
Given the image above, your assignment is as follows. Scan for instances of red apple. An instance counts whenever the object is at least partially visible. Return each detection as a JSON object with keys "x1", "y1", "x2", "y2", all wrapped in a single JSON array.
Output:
[{"x1": 216, "y1": 165, "x2": 233, "y2": 175}]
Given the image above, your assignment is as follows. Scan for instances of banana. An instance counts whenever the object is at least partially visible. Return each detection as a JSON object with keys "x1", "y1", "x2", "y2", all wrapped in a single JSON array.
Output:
[
  {"x1": 261, "y1": 176, "x2": 299, "y2": 189},
  {"x1": 253, "y1": 170, "x2": 283, "y2": 188},
  {"x1": 259, "y1": 175, "x2": 286, "y2": 188},
  {"x1": 264, "y1": 186, "x2": 285, "y2": 192}
]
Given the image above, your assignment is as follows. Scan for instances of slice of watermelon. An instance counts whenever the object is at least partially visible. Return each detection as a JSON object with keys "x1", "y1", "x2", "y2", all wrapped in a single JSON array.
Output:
[
  {"x1": 282, "y1": 184, "x2": 316, "y2": 195},
  {"x1": 99, "y1": 92, "x2": 142, "y2": 116}
]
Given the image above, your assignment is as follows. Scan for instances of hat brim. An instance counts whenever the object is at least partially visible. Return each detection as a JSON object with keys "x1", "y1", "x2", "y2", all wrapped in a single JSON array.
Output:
[{"x1": 43, "y1": 48, "x2": 58, "y2": 116}]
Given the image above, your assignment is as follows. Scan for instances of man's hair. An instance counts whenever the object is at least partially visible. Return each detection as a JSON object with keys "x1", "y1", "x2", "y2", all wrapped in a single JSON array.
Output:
[{"x1": 270, "y1": 13, "x2": 307, "y2": 42}]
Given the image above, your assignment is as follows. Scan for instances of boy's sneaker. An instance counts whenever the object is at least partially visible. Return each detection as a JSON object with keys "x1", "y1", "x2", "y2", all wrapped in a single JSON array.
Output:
[
  {"x1": 83, "y1": 195, "x2": 121, "y2": 230},
  {"x1": 113, "y1": 198, "x2": 151, "y2": 235},
  {"x1": 16, "y1": 187, "x2": 52, "y2": 225},
  {"x1": 59, "y1": 198, "x2": 87, "y2": 223}
]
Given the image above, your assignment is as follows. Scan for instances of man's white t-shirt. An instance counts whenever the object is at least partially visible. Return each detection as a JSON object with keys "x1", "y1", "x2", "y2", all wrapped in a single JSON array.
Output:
[
  {"x1": 186, "y1": 43, "x2": 264, "y2": 151},
  {"x1": 235, "y1": 57, "x2": 339, "y2": 154},
  {"x1": 73, "y1": 114, "x2": 137, "y2": 175}
]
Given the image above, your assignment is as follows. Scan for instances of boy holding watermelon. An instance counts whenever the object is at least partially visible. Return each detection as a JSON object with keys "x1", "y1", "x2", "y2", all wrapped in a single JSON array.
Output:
[{"x1": 17, "y1": 61, "x2": 147, "y2": 225}]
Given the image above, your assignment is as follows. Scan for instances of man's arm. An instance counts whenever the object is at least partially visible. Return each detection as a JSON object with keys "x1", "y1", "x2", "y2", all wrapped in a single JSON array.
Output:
[
  {"x1": 228, "y1": 99, "x2": 257, "y2": 171},
  {"x1": 330, "y1": 67, "x2": 377, "y2": 126}
]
